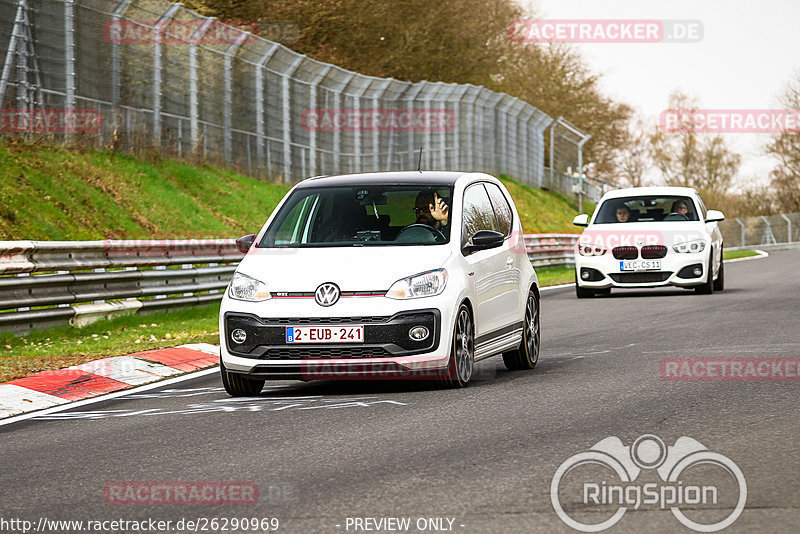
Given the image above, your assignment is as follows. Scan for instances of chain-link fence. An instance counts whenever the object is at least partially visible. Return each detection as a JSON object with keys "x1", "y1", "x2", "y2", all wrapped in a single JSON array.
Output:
[
  {"x1": 542, "y1": 117, "x2": 604, "y2": 203},
  {"x1": 0, "y1": 0, "x2": 557, "y2": 186},
  {"x1": 719, "y1": 213, "x2": 800, "y2": 248}
]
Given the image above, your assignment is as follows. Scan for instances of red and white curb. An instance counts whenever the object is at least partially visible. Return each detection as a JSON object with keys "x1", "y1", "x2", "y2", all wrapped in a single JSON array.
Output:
[{"x1": 0, "y1": 343, "x2": 219, "y2": 419}]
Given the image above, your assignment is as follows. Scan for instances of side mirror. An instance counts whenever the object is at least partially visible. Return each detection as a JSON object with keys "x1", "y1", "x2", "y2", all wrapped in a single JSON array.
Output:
[
  {"x1": 464, "y1": 230, "x2": 505, "y2": 253},
  {"x1": 705, "y1": 210, "x2": 725, "y2": 223},
  {"x1": 572, "y1": 214, "x2": 589, "y2": 227},
  {"x1": 235, "y1": 234, "x2": 257, "y2": 254}
]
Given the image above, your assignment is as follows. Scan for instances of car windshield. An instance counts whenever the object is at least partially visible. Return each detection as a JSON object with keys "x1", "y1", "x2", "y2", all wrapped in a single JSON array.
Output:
[
  {"x1": 594, "y1": 195, "x2": 699, "y2": 223},
  {"x1": 259, "y1": 184, "x2": 454, "y2": 247}
]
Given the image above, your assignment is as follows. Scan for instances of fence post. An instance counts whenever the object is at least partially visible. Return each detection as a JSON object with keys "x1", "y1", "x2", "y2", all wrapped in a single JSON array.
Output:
[
  {"x1": 372, "y1": 79, "x2": 391, "y2": 171},
  {"x1": 307, "y1": 65, "x2": 331, "y2": 177},
  {"x1": 64, "y1": 0, "x2": 76, "y2": 138},
  {"x1": 405, "y1": 83, "x2": 424, "y2": 168},
  {"x1": 152, "y1": 4, "x2": 181, "y2": 146},
  {"x1": 111, "y1": 0, "x2": 133, "y2": 134},
  {"x1": 331, "y1": 73, "x2": 354, "y2": 173},
  {"x1": 452, "y1": 86, "x2": 469, "y2": 171},
  {"x1": 735, "y1": 218, "x2": 745, "y2": 247},
  {"x1": 254, "y1": 43, "x2": 278, "y2": 170},
  {"x1": 188, "y1": 18, "x2": 215, "y2": 153},
  {"x1": 0, "y1": 0, "x2": 26, "y2": 109},
  {"x1": 351, "y1": 80, "x2": 371, "y2": 173},
  {"x1": 281, "y1": 56, "x2": 305, "y2": 182},
  {"x1": 780, "y1": 213, "x2": 792, "y2": 243},
  {"x1": 222, "y1": 34, "x2": 247, "y2": 163}
]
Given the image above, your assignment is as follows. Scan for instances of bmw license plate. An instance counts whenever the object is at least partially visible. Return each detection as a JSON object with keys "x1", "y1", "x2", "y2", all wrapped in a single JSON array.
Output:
[
  {"x1": 620, "y1": 260, "x2": 661, "y2": 271},
  {"x1": 286, "y1": 326, "x2": 364, "y2": 343}
]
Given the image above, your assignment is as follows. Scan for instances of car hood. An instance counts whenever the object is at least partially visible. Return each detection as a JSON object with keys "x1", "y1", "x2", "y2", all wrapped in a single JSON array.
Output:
[
  {"x1": 583, "y1": 221, "x2": 711, "y2": 247},
  {"x1": 235, "y1": 245, "x2": 453, "y2": 292}
]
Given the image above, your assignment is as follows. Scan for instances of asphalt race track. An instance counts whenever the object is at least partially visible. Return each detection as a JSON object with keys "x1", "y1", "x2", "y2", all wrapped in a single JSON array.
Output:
[{"x1": 2, "y1": 250, "x2": 798, "y2": 534}]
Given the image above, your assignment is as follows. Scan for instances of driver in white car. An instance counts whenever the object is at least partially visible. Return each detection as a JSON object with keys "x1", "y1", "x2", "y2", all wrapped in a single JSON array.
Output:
[{"x1": 414, "y1": 190, "x2": 449, "y2": 229}]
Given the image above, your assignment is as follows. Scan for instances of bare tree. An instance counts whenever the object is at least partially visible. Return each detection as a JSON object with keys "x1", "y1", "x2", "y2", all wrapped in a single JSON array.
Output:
[
  {"x1": 616, "y1": 115, "x2": 653, "y2": 187},
  {"x1": 766, "y1": 72, "x2": 800, "y2": 212}
]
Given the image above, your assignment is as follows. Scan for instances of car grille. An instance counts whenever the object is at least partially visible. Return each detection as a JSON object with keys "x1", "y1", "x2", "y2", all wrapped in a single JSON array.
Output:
[
  {"x1": 255, "y1": 316, "x2": 391, "y2": 325},
  {"x1": 609, "y1": 272, "x2": 672, "y2": 283},
  {"x1": 261, "y1": 347, "x2": 391, "y2": 359},
  {"x1": 612, "y1": 246, "x2": 638, "y2": 259},
  {"x1": 641, "y1": 245, "x2": 667, "y2": 259}
]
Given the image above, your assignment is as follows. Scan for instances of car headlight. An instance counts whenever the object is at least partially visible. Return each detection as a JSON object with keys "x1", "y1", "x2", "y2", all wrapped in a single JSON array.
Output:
[
  {"x1": 672, "y1": 240, "x2": 707, "y2": 253},
  {"x1": 386, "y1": 269, "x2": 448, "y2": 299},
  {"x1": 228, "y1": 272, "x2": 271, "y2": 301},
  {"x1": 578, "y1": 243, "x2": 606, "y2": 256}
]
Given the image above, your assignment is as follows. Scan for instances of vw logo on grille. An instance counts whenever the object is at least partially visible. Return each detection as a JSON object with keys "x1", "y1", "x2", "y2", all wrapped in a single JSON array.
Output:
[{"x1": 314, "y1": 282, "x2": 340, "y2": 306}]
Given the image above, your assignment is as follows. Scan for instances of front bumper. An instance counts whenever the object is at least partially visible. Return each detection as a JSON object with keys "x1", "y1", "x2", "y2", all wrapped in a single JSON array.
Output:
[
  {"x1": 220, "y1": 308, "x2": 450, "y2": 379},
  {"x1": 575, "y1": 252, "x2": 708, "y2": 289}
]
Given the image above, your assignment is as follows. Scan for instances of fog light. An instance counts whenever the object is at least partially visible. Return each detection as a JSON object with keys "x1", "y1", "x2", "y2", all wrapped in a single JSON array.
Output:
[
  {"x1": 581, "y1": 271, "x2": 590, "y2": 280},
  {"x1": 409, "y1": 326, "x2": 429, "y2": 341},
  {"x1": 693, "y1": 267, "x2": 703, "y2": 277},
  {"x1": 231, "y1": 328, "x2": 247, "y2": 344}
]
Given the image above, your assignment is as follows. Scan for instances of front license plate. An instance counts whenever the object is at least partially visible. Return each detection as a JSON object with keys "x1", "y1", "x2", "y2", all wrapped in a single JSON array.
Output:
[
  {"x1": 286, "y1": 325, "x2": 364, "y2": 343},
  {"x1": 620, "y1": 260, "x2": 661, "y2": 271}
]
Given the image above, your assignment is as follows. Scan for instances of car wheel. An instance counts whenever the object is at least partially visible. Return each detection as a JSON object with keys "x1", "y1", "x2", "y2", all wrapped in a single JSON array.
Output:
[
  {"x1": 695, "y1": 249, "x2": 715, "y2": 295},
  {"x1": 503, "y1": 290, "x2": 540, "y2": 371},
  {"x1": 713, "y1": 260, "x2": 725, "y2": 291},
  {"x1": 442, "y1": 304, "x2": 474, "y2": 388},
  {"x1": 220, "y1": 358, "x2": 265, "y2": 396}
]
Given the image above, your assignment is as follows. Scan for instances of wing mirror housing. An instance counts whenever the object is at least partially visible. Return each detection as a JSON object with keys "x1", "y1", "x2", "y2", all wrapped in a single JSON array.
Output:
[
  {"x1": 572, "y1": 214, "x2": 589, "y2": 227},
  {"x1": 235, "y1": 234, "x2": 257, "y2": 254},
  {"x1": 463, "y1": 230, "x2": 505, "y2": 254},
  {"x1": 705, "y1": 210, "x2": 725, "y2": 223}
]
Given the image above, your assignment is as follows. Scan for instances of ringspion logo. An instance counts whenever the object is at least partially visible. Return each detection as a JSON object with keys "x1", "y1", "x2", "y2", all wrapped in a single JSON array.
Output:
[{"x1": 551, "y1": 434, "x2": 746, "y2": 532}]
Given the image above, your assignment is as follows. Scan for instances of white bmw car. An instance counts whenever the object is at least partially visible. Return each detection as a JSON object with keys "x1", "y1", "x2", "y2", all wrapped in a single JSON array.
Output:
[
  {"x1": 219, "y1": 171, "x2": 540, "y2": 395},
  {"x1": 572, "y1": 186, "x2": 725, "y2": 297}
]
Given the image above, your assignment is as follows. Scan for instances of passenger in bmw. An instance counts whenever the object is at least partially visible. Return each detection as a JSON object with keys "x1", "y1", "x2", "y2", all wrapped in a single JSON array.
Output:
[{"x1": 615, "y1": 204, "x2": 631, "y2": 223}]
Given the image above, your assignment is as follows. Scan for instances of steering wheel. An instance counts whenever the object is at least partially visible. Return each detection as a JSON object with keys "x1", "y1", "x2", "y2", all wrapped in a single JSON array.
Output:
[
  {"x1": 664, "y1": 212, "x2": 689, "y2": 221},
  {"x1": 395, "y1": 223, "x2": 446, "y2": 243}
]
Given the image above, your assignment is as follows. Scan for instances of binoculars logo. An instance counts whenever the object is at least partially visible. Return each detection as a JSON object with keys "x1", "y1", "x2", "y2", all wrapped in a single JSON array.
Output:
[{"x1": 550, "y1": 434, "x2": 746, "y2": 532}]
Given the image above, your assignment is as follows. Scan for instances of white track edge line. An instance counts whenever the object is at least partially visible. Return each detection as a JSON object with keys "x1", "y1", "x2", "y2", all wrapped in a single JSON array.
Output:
[{"x1": 0, "y1": 366, "x2": 219, "y2": 427}]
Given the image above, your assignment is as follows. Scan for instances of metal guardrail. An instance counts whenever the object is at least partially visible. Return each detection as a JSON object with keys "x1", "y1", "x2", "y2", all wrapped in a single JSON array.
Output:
[
  {"x1": 0, "y1": 240, "x2": 242, "y2": 333},
  {"x1": 0, "y1": 235, "x2": 580, "y2": 334},
  {"x1": 525, "y1": 234, "x2": 578, "y2": 267}
]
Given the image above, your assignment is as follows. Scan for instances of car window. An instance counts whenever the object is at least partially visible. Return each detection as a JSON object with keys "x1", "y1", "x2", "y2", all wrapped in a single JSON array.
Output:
[
  {"x1": 485, "y1": 182, "x2": 513, "y2": 236},
  {"x1": 260, "y1": 185, "x2": 453, "y2": 247},
  {"x1": 462, "y1": 183, "x2": 499, "y2": 246},
  {"x1": 594, "y1": 196, "x2": 699, "y2": 223}
]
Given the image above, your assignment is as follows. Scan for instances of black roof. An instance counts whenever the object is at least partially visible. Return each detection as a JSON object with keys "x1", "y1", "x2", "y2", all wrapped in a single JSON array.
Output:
[{"x1": 295, "y1": 171, "x2": 467, "y2": 189}]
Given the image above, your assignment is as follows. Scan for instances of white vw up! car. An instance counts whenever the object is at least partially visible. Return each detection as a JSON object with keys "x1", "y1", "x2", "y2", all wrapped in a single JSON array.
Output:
[{"x1": 219, "y1": 171, "x2": 540, "y2": 395}]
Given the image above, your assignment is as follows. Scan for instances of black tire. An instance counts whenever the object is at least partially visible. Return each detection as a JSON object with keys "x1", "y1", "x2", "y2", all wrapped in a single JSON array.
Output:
[
  {"x1": 503, "y1": 290, "x2": 540, "y2": 371},
  {"x1": 575, "y1": 272, "x2": 595, "y2": 298},
  {"x1": 220, "y1": 358, "x2": 265, "y2": 396},
  {"x1": 713, "y1": 260, "x2": 725, "y2": 291},
  {"x1": 695, "y1": 250, "x2": 715, "y2": 295},
  {"x1": 441, "y1": 304, "x2": 474, "y2": 388}
]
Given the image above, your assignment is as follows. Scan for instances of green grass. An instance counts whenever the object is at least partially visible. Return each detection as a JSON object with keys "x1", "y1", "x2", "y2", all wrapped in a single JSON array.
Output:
[
  {"x1": 723, "y1": 249, "x2": 761, "y2": 260},
  {"x1": 0, "y1": 140, "x2": 290, "y2": 240},
  {"x1": 0, "y1": 303, "x2": 220, "y2": 382},
  {"x1": 0, "y1": 140, "x2": 589, "y2": 239},
  {"x1": 535, "y1": 265, "x2": 575, "y2": 287}
]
